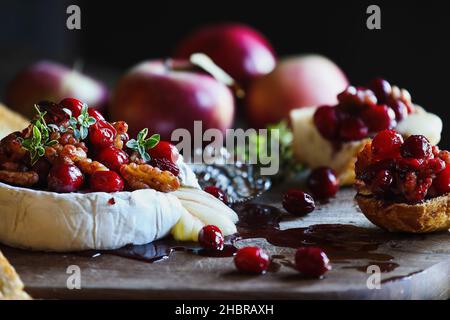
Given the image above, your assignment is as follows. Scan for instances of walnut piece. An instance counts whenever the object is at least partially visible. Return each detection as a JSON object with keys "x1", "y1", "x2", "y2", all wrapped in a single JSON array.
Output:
[{"x1": 120, "y1": 163, "x2": 180, "y2": 192}]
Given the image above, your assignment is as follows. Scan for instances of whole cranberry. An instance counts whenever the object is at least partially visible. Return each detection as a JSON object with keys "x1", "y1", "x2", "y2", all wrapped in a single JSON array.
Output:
[
  {"x1": 368, "y1": 78, "x2": 392, "y2": 103},
  {"x1": 313, "y1": 106, "x2": 339, "y2": 140},
  {"x1": 149, "y1": 141, "x2": 179, "y2": 163},
  {"x1": 400, "y1": 135, "x2": 432, "y2": 159},
  {"x1": 96, "y1": 146, "x2": 129, "y2": 172},
  {"x1": 432, "y1": 166, "x2": 450, "y2": 196},
  {"x1": 198, "y1": 225, "x2": 224, "y2": 251},
  {"x1": 387, "y1": 98, "x2": 408, "y2": 122},
  {"x1": 59, "y1": 98, "x2": 84, "y2": 118},
  {"x1": 38, "y1": 100, "x2": 67, "y2": 124},
  {"x1": 422, "y1": 158, "x2": 446, "y2": 176},
  {"x1": 307, "y1": 167, "x2": 339, "y2": 199},
  {"x1": 88, "y1": 108, "x2": 105, "y2": 121},
  {"x1": 204, "y1": 186, "x2": 228, "y2": 205},
  {"x1": 282, "y1": 189, "x2": 315, "y2": 216},
  {"x1": 48, "y1": 163, "x2": 84, "y2": 193},
  {"x1": 149, "y1": 158, "x2": 180, "y2": 177},
  {"x1": 89, "y1": 120, "x2": 117, "y2": 148},
  {"x1": 371, "y1": 170, "x2": 393, "y2": 196},
  {"x1": 361, "y1": 104, "x2": 396, "y2": 132},
  {"x1": 371, "y1": 130, "x2": 404, "y2": 160},
  {"x1": 90, "y1": 170, "x2": 124, "y2": 193},
  {"x1": 339, "y1": 118, "x2": 369, "y2": 141},
  {"x1": 234, "y1": 246, "x2": 270, "y2": 274},
  {"x1": 295, "y1": 247, "x2": 331, "y2": 277}
]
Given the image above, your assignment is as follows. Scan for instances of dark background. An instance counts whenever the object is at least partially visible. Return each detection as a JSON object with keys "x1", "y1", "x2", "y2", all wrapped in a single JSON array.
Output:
[{"x1": 0, "y1": 0, "x2": 448, "y2": 147}]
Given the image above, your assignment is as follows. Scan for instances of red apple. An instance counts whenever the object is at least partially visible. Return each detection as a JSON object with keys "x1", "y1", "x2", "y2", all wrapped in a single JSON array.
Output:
[
  {"x1": 110, "y1": 60, "x2": 235, "y2": 140},
  {"x1": 175, "y1": 23, "x2": 276, "y2": 86},
  {"x1": 5, "y1": 60, "x2": 109, "y2": 118},
  {"x1": 246, "y1": 55, "x2": 349, "y2": 128}
]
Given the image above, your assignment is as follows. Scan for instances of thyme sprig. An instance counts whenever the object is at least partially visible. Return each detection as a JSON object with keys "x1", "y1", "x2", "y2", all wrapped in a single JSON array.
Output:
[
  {"x1": 126, "y1": 128, "x2": 160, "y2": 162},
  {"x1": 19, "y1": 105, "x2": 58, "y2": 165},
  {"x1": 61, "y1": 104, "x2": 96, "y2": 140}
]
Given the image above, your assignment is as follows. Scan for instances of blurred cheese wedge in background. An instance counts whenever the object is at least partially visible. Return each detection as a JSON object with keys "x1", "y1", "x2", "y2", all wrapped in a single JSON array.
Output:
[{"x1": 0, "y1": 103, "x2": 29, "y2": 139}]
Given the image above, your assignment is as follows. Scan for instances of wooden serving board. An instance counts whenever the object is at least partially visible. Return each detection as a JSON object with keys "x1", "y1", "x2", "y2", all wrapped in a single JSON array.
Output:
[{"x1": 2, "y1": 187, "x2": 449, "y2": 300}]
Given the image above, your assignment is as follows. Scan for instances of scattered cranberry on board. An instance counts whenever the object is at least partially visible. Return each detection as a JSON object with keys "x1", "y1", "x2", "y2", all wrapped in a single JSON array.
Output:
[
  {"x1": 307, "y1": 167, "x2": 339, "y2": 199},
  {"x1": 295, "y1": 247, "x2": 332, "y2": 278},
  {"x1": 198, "y1": 225, "x2": 224, "y2": 251},
  {"x1": 282, "y1": 189, "x2": 315, "y2": 216},
  {"x1": 234, "y1": 246, "x2": 270, "y2": 274}
]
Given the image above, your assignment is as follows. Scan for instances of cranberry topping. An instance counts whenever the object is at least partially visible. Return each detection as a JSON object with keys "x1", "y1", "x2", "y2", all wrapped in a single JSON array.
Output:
[
  {"x1": 307, "y1": 167, "x2": 339, "y2": 199},
  {"x1": 313, "y1": 106, "x2": 338, "y2": 140},
  {"x1": 400, "y1": 135, "x2": 432, "y2": 159},
  {"x1": 95, "y1": 146, "x2": 129, "y2": 172},
  {"x1": 234, "y1": 246, "x2": 270, "y2": 274},
  {"x1": 295, "y1": 247, "x2": 331, "y2": 277},
  {"x1": 89, "y1": 120, "x2": 117, "y2": 148},
  {"x1": 198, "y1": 225, "x2": 224, "y2": 251},
  {"x1": 38, "y1": 100, "x2": 67, "y2": 124},
  {"x1": 368, "y1": 78, "x2": 392, "y2": 104},
  {"x1": 88, "y1": 108, "x2": 105, "y2": 121},
  {"x1": 431, "y1": 166, "x2": 450, "y2": 196},
  {"x1": 314, "y1": 78, "x2": 414, "y2": 143},
  {"x1": 148, "y1": 141, "x2": 179, "y2": 163},
  {"x1": 90, "y1": 170, "x2": 124, "y2": 193},
  {"x1": 371, "y1": 130, "x2": 403, "y2": 160},
  {"x1": 282, "y1": 189, "x2": 315, "y2": 216},
  {"x1": 204, "y1": 186, "x2": 228, "y2": 205},
  {"x1": 48, "y1": 163, "x2": 84, "y2": 193},
  {"x1": 356, "y1": 130, "x2": 449, "y2": 204},
  {"x1": 59, "y1": 98, "x2": 84, "y2": 118},
  {"x1": 149, "y1": 158, "x2": 180, "y2": 177},
  {"x1": 339, "y1": 117, "x2": 369, "y2": 142}
]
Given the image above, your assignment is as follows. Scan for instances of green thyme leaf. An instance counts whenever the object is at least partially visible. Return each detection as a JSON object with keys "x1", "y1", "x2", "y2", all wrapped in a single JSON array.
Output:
[{"x1": 126, "y1": 128, "x2": 160, "y2": 162}]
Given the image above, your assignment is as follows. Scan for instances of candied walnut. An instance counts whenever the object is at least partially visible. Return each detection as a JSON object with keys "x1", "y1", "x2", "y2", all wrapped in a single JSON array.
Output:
[
  {"x1": 0, "y1": 132, "x2": 27, "y2": 163},
  {"x1": 112, "y1": 121, "x2": 129, "y2": 149},
  {"x1": 120, "y1": 163, "x2": 180, "y2": 192},
  {"x1": 0, "y1": 170, "x2": 39, "y2": 187},
  {"x1": 77, "y1": 158, "x2": 108, "y2": 175}
]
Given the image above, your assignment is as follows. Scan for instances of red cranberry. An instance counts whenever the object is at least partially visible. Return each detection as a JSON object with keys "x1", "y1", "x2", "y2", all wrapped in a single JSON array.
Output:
[
  {"x1": 89, "y1": 120, "x2": 117, "y2": 148},
  {"x1": 88, "y1": 108, "x2": 105, "y2": 121},
  {"x1": 38, "y1": 100, "x2": 67, "y2": 124},
  {"x1": 31, "y1": 157, "x2": 51, "y2": 186},
  {"x1": 432, "y1": 166, "x2": 450, "y2": 196},
  {"x1": 313, "y1": 106, "x2": 339, "y2": 140},
  {"x1": 234, "y1": 246, "x2": 270, "y2": 274},
  {"x1": 371, "y1": 170, "x2": 393, "y2": 196},
  {"x1": 204, "y1": 186, "x2": 228, "y2": 205},
  {"x1": 48, "y1": 163, "x2": 84, "y2": 193},
  {"x1": 59, "y1": 98, "x2": 84, "y2": 117},
  {"x1": 371, "y1": 130, "x2": 404, "y2": 160},
  {"x1": 149, "y1": 141, "x2": 179, "y2": 163},
  {"x1": 400, "y1": 135, "x2": 432, "y2": 159},
  {"x1": 96, "y1": 146, "x2": 129, "y2": 172},
  {"x1": 90, "y1": 170, "x2": 124, "y2": 193},
  {"x1": 387, "y1": 98, "x2": 408, "y2": 121},
  {"x1": 339, "y1": 118, "x2": 369, "y2": 141},
  {"x1": 421, "y1": 158, "x2": 446, "y2": 176},
  {"x1": 149, "y1": 158, "x2": 180, "y2": 177},
  {"x1": 282, "y1": 189, "x2": 315, "y2": 216},
  {"x1": 307, "y1": 167, "x2": 339, "y2": 199},
  {"x1": 337, "y1": 86, "x2": 377, "y2": 110},
  {"x1": 198, "y1": 225, "x2": 224, "y2": 251},
  {"x1": 361, "y1": 104, "x2": 396, "y2": 132},
  {"x1": 295, "y1": 247, "x2": 331, "y2": 277},
  {"x1": 368, "y1": 78, "x2": 392, "y2": 103}
]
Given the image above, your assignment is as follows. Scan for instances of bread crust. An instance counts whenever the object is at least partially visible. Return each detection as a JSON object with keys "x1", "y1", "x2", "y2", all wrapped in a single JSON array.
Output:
[
  {"x1": 355, "y1": 193, "x2": 450, "y2": 233},
  {"x1": 0, "y1": 103, "x2": 29, "y2": 140},
  {"x1": 0, "y1": 250, "x2": 30, "y2": 300}
]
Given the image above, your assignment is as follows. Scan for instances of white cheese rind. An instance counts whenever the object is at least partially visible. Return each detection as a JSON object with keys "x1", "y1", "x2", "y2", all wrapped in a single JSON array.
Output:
[{"x1": 0, "y1": 183, "x2": 183, "y2": 252}]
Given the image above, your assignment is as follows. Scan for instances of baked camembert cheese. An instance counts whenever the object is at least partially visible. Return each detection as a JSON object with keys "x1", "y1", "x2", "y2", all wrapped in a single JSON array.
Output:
[{"x1": 0, "y1": 98, "x2": 237, "y2": 252}]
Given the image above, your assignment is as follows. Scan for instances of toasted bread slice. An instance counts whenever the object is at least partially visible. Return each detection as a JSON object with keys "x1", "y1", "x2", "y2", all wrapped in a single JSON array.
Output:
[
  {"x1": 355, "y1": 193, "x2": 450, "y2": 233},
  {"x1": 0, "y1": 103, "x2": 29, "y2": 140},
  {"x1": 0, "y1": 250, "x2": 31, "y2": 300}
]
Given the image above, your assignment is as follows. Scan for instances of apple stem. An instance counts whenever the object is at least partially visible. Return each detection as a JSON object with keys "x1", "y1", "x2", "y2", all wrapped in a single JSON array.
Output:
[{"x1": 189, "y1": 53, "x2": 245, "y2": 99}]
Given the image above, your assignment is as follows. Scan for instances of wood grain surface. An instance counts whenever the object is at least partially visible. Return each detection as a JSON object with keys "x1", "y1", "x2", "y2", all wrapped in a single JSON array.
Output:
[{"x1": 2, "y1": 187, "x2": 449, "y2": 300}]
